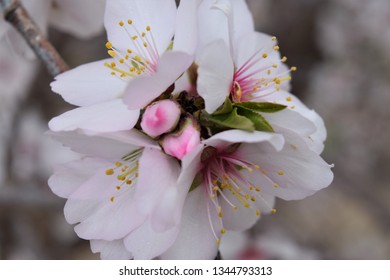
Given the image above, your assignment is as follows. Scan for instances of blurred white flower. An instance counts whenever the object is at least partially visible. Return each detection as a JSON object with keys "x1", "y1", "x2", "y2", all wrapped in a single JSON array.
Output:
[{"x1": 0, "y1": 0, "x2": 106, "y2": 58}]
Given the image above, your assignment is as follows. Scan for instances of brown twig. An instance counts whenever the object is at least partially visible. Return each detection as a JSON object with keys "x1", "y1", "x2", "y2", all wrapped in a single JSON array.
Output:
[{"x1": 0, "y1": 0, "x2": 69, "y2": 77}]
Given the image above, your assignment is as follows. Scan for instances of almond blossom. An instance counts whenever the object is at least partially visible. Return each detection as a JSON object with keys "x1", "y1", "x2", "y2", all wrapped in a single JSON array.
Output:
[
  {"x1": 47, "y1": 0, "x2": 334, "y2": 260},
  {"x1": 49, "y1": 0, "x2": 194, "y2": 134},
  {"x1": 194, "y1": 0, "x2": 326, "y2": 153},
  {"x1": 48, "y1": 129, "x2": 186, "y2": 259}
]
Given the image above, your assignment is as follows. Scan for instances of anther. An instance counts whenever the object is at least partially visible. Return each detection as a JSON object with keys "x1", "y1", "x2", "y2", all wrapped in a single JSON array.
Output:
[
  {"x1": 105, "y1": 42, "x2": 113, "y2": 49},
  {"x1": 262, "y1": 53, "x2": 268, "y2": 58},
  {"x1": 119, "y1": 21, "x2": 124, "y2": 27},
  {"x1": 108, "y1": 50, "x2": 117, "y2": 58},
  {"x1": 277, "y1": 170, "x2": 284, "y2": 175},
  {"x1": 274, "y1": 46, "x2": 280, "y2": 51},
  {"x1": 127, "y1": 19, "x2": 132, "y2": 24},
  {"x1": 105, "y1": 169, "x2": 114, "y2": 175},
  {"x1": 291, "y1": 66, "x2": 297, "y2": 71}
]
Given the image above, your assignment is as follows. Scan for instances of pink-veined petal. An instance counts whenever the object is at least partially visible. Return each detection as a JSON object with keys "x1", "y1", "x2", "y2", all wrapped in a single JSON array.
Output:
[
  {"x1": 104, "y1": 0, "x2": 176, "y2": 54},
  {"x1": 90, "y1": 239, "x2": 132, "y2": 260},
  {"x1": 197, "y1": 40, "x2": 234, "y2": 113},
  {"x1": 48, "y1": 99, "x2": 140, "y2": 133},
  {"x1": 123, "y1": 51, "x2": 193, "y2": 109},
  {"x1": 51, "y1": 59, "x2": 126, "y2": 107},
  {"x1": 161, "y1": 187, "x2": 221, "y2": 260}
]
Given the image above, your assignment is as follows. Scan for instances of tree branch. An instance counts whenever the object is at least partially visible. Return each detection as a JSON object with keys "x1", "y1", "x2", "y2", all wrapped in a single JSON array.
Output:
[{"x1": 0, "y1": 0, "x2": 69, "y2": 77}]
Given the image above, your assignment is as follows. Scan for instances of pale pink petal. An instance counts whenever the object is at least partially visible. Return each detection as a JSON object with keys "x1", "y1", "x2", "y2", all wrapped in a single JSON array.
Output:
[
  {"x1": 237, "y1": 130, "x2": 333, "y2": 200},
  {"x1": 174, "y1": 0, "x2": 202, "y2": 55},
  {"x1": 134, "y1": 148, "x2": 180, "y2": 217},
  {"x1": 161, "y1": 187, "x2": 221, "y2": 260},
  {"x1": 197, "y1": 40, "x2": 234, "y2": 113},
  {"x1": 90, "y1": 239, "x2": 132, "y2": 260},
  {"x1": 203, "y1": 129, "x2": 284, "y2": 151},
  {"x1": 47, "y1": 130, "x2": 155, "y2": 161},
  {"x1": 48, "y1": 99, "x2": 140, "y2": 133},
  {"x1": 74, "y1": 189, "x2": 144, "y2": 240},
  {"x1": 50, "y1": 0, "x2": 105, "y2": 38},
  {"x1": 104, "y1": 0, "x2": 176, "y2": 54},
  {"x1": 124, "y1": 219, "x2": 179, "y2": 260},
  {"x1": 123, "y1": 51, "x2": 193, "y2": 109},
  {"x1": 48, "y1": 157, "x2": 109, "y2": 198},
  {"x1": 51, "y1": 59, "x2": 126, "y2": 107}
]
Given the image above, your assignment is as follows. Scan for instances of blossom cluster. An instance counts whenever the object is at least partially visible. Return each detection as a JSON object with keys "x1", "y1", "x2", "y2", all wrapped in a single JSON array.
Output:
[{"x1": 48, "y1": 0, "x2": 333, "y2": 259}]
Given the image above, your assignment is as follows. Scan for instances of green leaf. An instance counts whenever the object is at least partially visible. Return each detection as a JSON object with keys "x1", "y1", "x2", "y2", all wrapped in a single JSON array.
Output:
[
  {"x1": 201, "y1": 108, "x2": 255, "y2": 132},
  {"x1": 234, "y1": 102, "x2": 286, "y2": 113},
  {"x1": 214, "y1": 97, "x2": 233, "y2": 115},
  {"x1": 236, "y1": 107, "x2": 274, "y2": 132}
]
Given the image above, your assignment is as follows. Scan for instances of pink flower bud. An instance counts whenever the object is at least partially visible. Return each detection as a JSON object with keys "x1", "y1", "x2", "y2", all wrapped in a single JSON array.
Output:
[
  {"x1": 141, "y1": 100, "x2": 181, "y2": 138},
  {"x1": 161, "y1": 118, "x2": 201, "y2": 160}
]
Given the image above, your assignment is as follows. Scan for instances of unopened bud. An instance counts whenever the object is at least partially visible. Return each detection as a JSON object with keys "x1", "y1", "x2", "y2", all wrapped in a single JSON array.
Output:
[
  {"x1": 141, "y1": 100, "x2": 181, "y2": 138},
  {"x1": 161, "y1": 118, "x2": 200, "y2": 160}
]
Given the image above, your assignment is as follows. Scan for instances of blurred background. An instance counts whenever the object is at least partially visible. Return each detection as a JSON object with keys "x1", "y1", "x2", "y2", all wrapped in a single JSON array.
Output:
[{"x1": 0, "y1": 0, "x2": 389, "y2": 259}]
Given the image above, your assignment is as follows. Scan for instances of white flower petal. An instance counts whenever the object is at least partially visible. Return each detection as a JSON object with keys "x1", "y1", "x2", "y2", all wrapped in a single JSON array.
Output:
[
  {"x1": 47, "y1": 130, "x2": 153, "y2": 161},
  {"x1": 262, "y1": 90, "x2": 326, "y2": 153},
  {"x1": 150, "y1": 145, "x2": 203, "y2": 232},
  {"x1": 237, "y1": 130, "x2": 333, "y2": 200},
  {"x1": 104, "y1": 0, "x2": 176, "y2": 54},
  {"x1": 220, "y1": 188, "x2": 259, "y2": 231},
  {"x1": 161, "y1": 187, "x2": 221, "y2": 260},
  {"x1": 263, "y1": 109, "x2": 316, "y2": 137},
  {"x1": 48, "y1": 157, "x2": 109, "y2": 199},
  {"x1": 90, "y1": 239, "x2": 132, "y2": 260},
  {"x1": 197, "y1": 40, "x2": 234, "y2": 113},
  {"x1": 123, "y1": 51, "x2": 193, "y2": 109},
  {"x1": 203, "y1": 129, "x2": 284, "y2": 151},
  {"x1": 124, "y1": 220, "x2": 179, "y2": 260},
  {"x1": 198, "y1": 0, "x2": 254, "y2": 51},
  {"x1": 134, "y1": 148, "x2": 180, "y2": 217},
  {"x1": 235, "y1": 32, "x2": 279, "y2": 70},
  {"x1": 48, "y1": 99, "x2": 140, "y2": 133},
  {"x1": 174, "y1": 0, "x2": 202, "y2": 55},
  {"x1": 51, "y1": 59, "x2": 126, "y2": 107}
]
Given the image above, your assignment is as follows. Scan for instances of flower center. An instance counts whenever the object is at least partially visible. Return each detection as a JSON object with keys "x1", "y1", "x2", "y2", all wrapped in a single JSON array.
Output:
[
  {"x1": 104, "y1": 149, "x2": 142, "y2": 203},
  {"x1": 104, "y1": 20, "x2": 160, "y2": 79},
  {"x1": 200, "y1": 145, "x2": 277, "y2": 244},
  {"x1": 231, "y1": 36, "x2": 297, "y2": 102}
]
